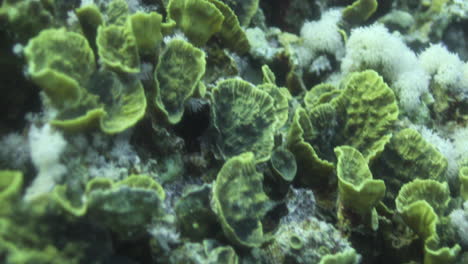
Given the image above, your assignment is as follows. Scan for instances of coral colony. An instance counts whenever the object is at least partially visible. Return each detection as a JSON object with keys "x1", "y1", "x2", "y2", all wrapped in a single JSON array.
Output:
[{"x1": 1, "y1": 0, "x2": 468, "y2": 263}]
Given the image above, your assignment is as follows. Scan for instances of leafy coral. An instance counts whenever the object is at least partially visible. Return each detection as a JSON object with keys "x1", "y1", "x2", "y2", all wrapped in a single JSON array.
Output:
[{"x1": 1, "y1": 0, "x2": 468, "y2": 263}]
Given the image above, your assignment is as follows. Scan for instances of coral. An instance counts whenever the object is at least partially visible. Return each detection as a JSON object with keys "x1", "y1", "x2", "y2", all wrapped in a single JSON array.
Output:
[
  {"x1": 287, "y1": 70, "x2": 398, "y2": 190},
  {"x1": 211, "y1": 152, "x2": 275, "y2": 247},
  {"x1": 460, "y1": 166, "x2": 468, "y2": 200},
  {"x1": 299, "y1": 9, "x2": 345, "y2": 67},
  {"x1": 341, "y1": 24, "x2": 430, "y2": 117},
  {"x1": 450, "y1": 201, "x2": 468, "y2": 247},
  {"x1": 372, "y1": 128, "x2": 449, "y2": 202},
  {"x1": 96, "y1": 24, "x2": 140, "y2": 73},
  {"x1": 25, "y1": 125, "x2": 67, "y2": 201},
  {"x1": 333, "y1": 70, "x2": 398, "y2": 161},
  {"x1": 129, "y1": 11, "x2": 164, "y2": 55},
  {"x1": 206, "y1": 0, "x2": 250, "y2": 54},
  {"x1": 245, "y1": 27, "x2": 284, "y2": 63},
  {"x1": 102, "y1": 0, "x2": 129, "y2": 25},
  {"x1": 319, "y1": 249, "x2": 360, "y2": 264},
  {"x1": 2, "y1": 0, "x2": 468, "y2": 263},
  {"x1": 342, "y1": 0, "x2": 378, "y2": 24},
  {"x1": 410, "y1": 125, "x2": 458, "y2": 180},
  {"x1": 419, "y1": 44, "x2": 468, "y2": 123},
  {"x1": 0, "y1": 133, "x2": 30, "y2": 170},
  {"x1": 396, "y1": 179, "x2": 450, "y2": 217},
  {"x1": 396, "y1": 179, "x2": 461, "y2": 264},
  {"x1": 0, "y1": 0, "x2": 53, "y2": 42},
  {"x1": 174, "y1": 184, "x2": 220, "y2": 240},
  {"x1": 209, "y1": 78, "x2": 277, "y2": 162},
  {"x1": 167, "y1": 0, "x2": 224, "y2": 46},
  {"x1": 335, "y1": 146, "x2": 385, "y2": 230},
  {"x1": 222, "y1": 0, "x2": 259, "y2": 27},
  {"x1": 75, "y1": 4, "x2": 104, "y2": 52},
  {"x1": 154, "y1": 38, "x2": 206, "y2": 124},
  {"x1": 257, "y1": 82, "x2": 291, "y2": 130},
  {"x1": 0, "y1": 170, "x2": 23, "y2": 215},
  {"x1": 24, "y1": 28, "x2": 95, "y2": 108},
  {"x1": 304, "y1": 83, "x2": 341, "y2": 110},
  {"x1": 95, "y1": 71, "x2": 147, "y2": 134},
  {"x1": 270, "y1": 147, "x2": 297, "y2": 183},
  {"x1": 25, "y1": 24, "x2": 147, "y2": 134},
  {"x1": 286, "y1": 106, "x2": 335, "y2": 188},
  {"x1": 83, "y1": 174, "x2": 167, "y2": 240}
]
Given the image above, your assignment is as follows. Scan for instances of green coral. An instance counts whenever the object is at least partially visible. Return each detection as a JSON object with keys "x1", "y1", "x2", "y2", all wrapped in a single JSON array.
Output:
[
  {"x1": 332, "y1": 70, "x2": 398, "y2": 162},
  {"x1": 335, "y1": 146, "x2": 386, "y2": 230},
  {"x1": 210, "y1": 78, "x2": 277, "y2": 162},
  {"x1": 85, "y1": 174, "x2": 166, "y2": 239},
  {"x1": 222, "y1": 0, "x2": 259, "y2": 27},
  {"x1": 0, "y1": 0, "x2": 53, "y2": 42},
  {"x1": 24, "y1": 27, "x2": 146, "y2": 134},
  {"x1": 75, "y1": 4, "x2": 104, "y2": 53},
  {"x1": 270, "y1": 147, "x2": 297, "y2": 183},
  {"x1": 175, "y1": 184, "x2": 220, "y2": 240},
  {"x1": 129, "y1": 11, "x2": 164, "y2": 55},
  {"x1": 258, "y1": 64, "x2": 291, "y2": 129},
  {"x1": 343, "y1": 0, "x2": 378, "y2": 24},
  {"x1": 304, "y1": 83, "x2": 341, "y2": 111},
  {"x1": 93, "y1": 70, "x2": 147, "y2": 134},
  {"x1": 460, "y1": 166, "x2": 468, "y2": 200},
  {"x1": 50, "y1": 70, "x2": 146, "y2": 134},
  {"x1": 206, "y1": 0, "x2": 250, "y2": 54},
  {"x1": 212, "y1": 152, "x2": 275, "y2": 248},
  {"x1": 24, "y1": 28, "x2": 96, "y2": 108},
  {"x1": 287, "y1": 70, "x2": 398, "y2": 190},
  {"x1": 396, "y1": 179, "x2": 460, "y2": 264},
  {"x1": 102, "y1": 0, "x2": 129, "y2": 25},
  {"x1": 154, "y1": 38, "x2": 206, "y2": 124},
  {"x1": 261, "y1": 64, "x2": 276, "y2": 85},
  {"x1": 319, "y1": 249, "x2": 360, "y2": 264},
  {"x1": 372, "y1": 128, "x2": 448, "y2": 201},
  {"x1": 96, "y1": 24, "x2": 140, "y2": 74},
  {"x1": 286, "y1": 106, "x2": 335, "y2": 188},
  {"x1": 396, "y1": 179, "x2": 450, "y2": 219},
  {"x1": 0, "y1": 171, "x2": 110, "y2": 264},
  {"x1": 48, "y1": 175, "x2": 167, "y2": 240},
  {"x1": 167, "y1": 0, "x2": 224, "y2": 46},
  {"x1": 0, "y1": 170, "x2": 23, "y2": 216}
]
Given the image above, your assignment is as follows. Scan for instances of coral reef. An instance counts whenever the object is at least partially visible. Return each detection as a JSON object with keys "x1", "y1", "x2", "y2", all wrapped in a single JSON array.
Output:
[{"x1": 0, "y1": 0, "x2": 467, "y2": 263}]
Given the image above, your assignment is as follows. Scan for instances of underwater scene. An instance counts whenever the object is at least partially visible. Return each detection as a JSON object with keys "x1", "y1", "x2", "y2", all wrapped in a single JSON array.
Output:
[{"x1": 1, "y1": 0, "x2": 468, "y2": 263}]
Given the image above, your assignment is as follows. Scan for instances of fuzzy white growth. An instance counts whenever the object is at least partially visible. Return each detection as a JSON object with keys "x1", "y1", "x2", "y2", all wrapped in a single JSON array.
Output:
[
  {"x1": 12, "y1": 44, "x2": 23, "y2": 56},
  {"x1": 245, "y1": 27, "x2": 283, "y2": 62},
  {"x1": 450, "y1": 201, "x2": 468, "y2": 247},
  {"x1": 299, "y1": 9, "x2": 344, "y2": 66},
  {"x1": 451, "y1": 127, "x2": 468, "y2": 162},
  {"x1": 163, "y1": 31, "x2": 189, "y2": 45},
  {"x1": 66, "y1": 10, "x2": 79, "y2": 26},
  {"x1": 419, "y1": 44, "x2": 468, "y2": 93},
  {"x1": 24, "y1": 124, "x2": 67, "y2": 201},
  {"x1": 341, "y1": 24, "x2": 430, "y2": 113},
  {"x1": 0, "y1": 133, "x2": 30, "y2": 169},
  {"x1": 80, "y1": 0, "x2": 94, "y2": 7}
]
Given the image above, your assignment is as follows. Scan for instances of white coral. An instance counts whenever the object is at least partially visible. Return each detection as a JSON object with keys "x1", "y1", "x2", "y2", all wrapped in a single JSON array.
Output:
[
  {"x1": 450, "y1": 201, "x2": 468, "y2": 247},
  {"x1": 25, "y1": 124, "x2": 67, "y2": 201},
  {"x1": 419, "y1": 44, "x2": 468, "y2": 93},
  {"x1": 299, "y1": 9, "x2": 345, "y2": 67}
]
